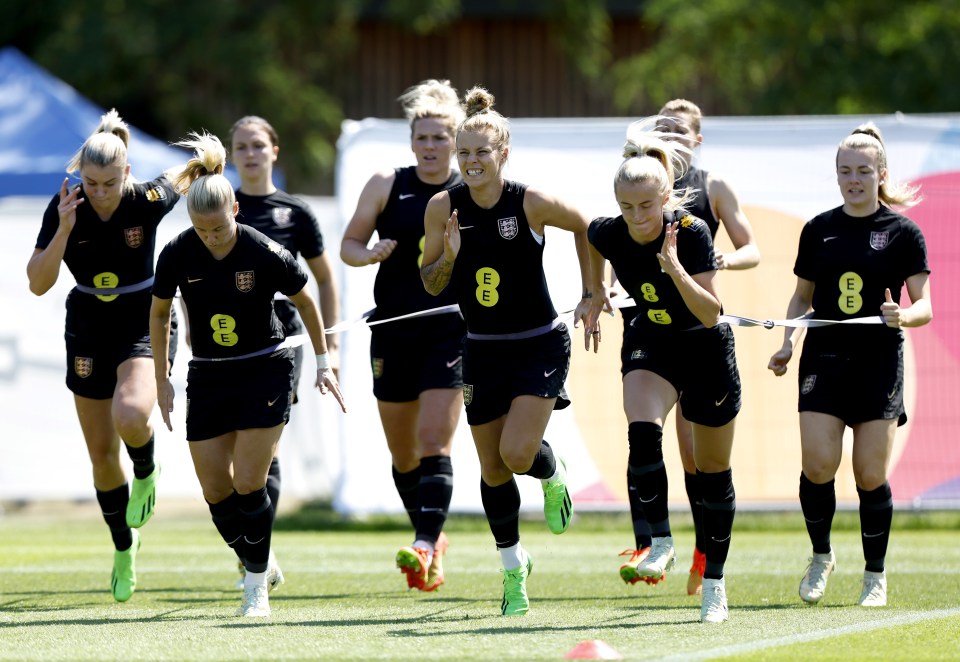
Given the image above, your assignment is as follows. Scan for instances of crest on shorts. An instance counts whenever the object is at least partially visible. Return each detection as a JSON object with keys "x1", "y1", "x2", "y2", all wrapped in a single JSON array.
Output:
[
  {"x1": 801, "y1": 374, "x2": 817, "y2": 395},
  {"x1": 272, "y1": 207, "x2": 293, "y2": 227},
  {"x1": 631, "y1": 349, "x2": 646, "y2": 360},
  {"x1": 869, "y1": 231, "x2": 889, "y2": 250},
  {"x1": 463, "y1": 383, "x2": 474, "y2": 406},
  {"x1": 235, "y1": 270, "x2": 255, "y2": 292},
  {"x1": 372, "y1": 358, "x2": 383, "y2": 379},
  {"x1": 124, "y1": 226, "x2": 144, "y2": 248},
  {"x1": 74, "y1": 356, "x2": 93, "y2": 378},
  {"x1": 145, "y1": 185, "x2": 166, "y2": 202},
  {"x1": 498, "y1": 216, "x2": 518, "y2": 240}
]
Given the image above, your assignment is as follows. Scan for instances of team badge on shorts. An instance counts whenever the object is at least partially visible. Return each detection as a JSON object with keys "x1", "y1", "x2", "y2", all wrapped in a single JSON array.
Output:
[
  {"x1": 272, "y1": 207, "x2": 293, "y2": 227},
  {"x1": 869, "y1": 231, "x2": 889, "y2": 250},
  {"x1": 74, "y1": 356, "x2": 93, "y2": 378},
  {"x1": 372, "y1": 358, "x2": 383, "y2": 379},
  {"x1": 145, "y1": 185, "x2": 166, "y2": 202},
  {"x1": 463, "y1": 383, "x2": 474, "y2": 406},
  {"x1": 631, "y1": 349, "x2": 646, "y2": 360},
  {"x1": 124, "y1": 226, "x2": 144, "y2": 248},
  {"x1": 497, "y1": 216, "x2": 518, "y2": 240},
  {"x1": 235, "y1": 271, "x2": 255, "y2": 292},
  {"x1": 801, "y1": 374, "x2": 817, "y2": 395}
]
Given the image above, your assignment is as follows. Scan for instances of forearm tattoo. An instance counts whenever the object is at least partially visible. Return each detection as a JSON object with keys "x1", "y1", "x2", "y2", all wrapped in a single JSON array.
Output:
[{"x1": 421, "y1": 256, "x2": 454, "y2": 295}]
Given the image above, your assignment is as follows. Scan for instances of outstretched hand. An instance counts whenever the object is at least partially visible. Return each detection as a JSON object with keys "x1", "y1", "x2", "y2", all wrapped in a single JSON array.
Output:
[
  {"x1": 317, "y1": 367, "x2": 347, "y2": 413},
  {"x1": 157, "y1": 379, "x2": 175, "y2": 431},
  {"x1": 575, "y1": 294, "x2": 608, "y2": 353},
  {"x1": 444, "y1": 209, "x2": 461, "y2": 263},
  {"x1": 656, "y1": 221, "x2": 681, "y2": 277}
]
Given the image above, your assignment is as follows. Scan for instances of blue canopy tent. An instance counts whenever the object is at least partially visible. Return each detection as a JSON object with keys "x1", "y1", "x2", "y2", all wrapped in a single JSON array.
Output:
[{"x1": 0, "y1": 47, "x2": 237, "y2": 197}]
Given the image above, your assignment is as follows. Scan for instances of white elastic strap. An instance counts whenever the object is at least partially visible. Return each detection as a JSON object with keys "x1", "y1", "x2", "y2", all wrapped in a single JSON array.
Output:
[{"x1": 315, "y1": 353, "x2": 330, "y2": 370}]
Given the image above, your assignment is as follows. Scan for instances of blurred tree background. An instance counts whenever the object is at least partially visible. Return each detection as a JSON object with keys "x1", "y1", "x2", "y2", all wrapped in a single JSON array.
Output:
[{"x1": 3, "y1": 0, "x2": 959, "y2": 193}]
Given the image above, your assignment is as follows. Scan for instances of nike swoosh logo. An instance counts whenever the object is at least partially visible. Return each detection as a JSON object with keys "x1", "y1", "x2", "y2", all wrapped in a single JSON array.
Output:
[
  {"x1": 420, "y1": 507, "x2": 445, "y2": 513},
  {"x1": 544, "y1": 368, "x2": 557, "y2": 377},
  {"x1": 711, "y1": 535, "x2": 731, "y2": 543},
  {"x1": 187, "y1": 277, "x2": 203, "y2": 283},
  {"x1": 715, "y1": 393, "x2": 729, "y2": 406},
  {"x1": 639, "y1": 495, "x2": 657, "y2": 503},
  {"x1": 78, "y1": 240, "x2": 91, "y2": 244},
  {"x1": 862, "y1": 531, "x2": 886, "y2": 538},
  {"x1": 823, "y1": 236, "x2": 838, "y2": 242},
  {"x1": 267, "y1": 396, "x2": 280, "y2": 406},
  {"x1": 446, "y1": 357, "x2": 462, "y2": 368},
  {"x1": 399, "y1": 193, "x2": 415, "y2": 200},
  {"x1": 458, "y1": 225, "x2": 474, "y2": 230},
  {"x1": 887, "y1": 388, "x2": 898, "y2": 399}
]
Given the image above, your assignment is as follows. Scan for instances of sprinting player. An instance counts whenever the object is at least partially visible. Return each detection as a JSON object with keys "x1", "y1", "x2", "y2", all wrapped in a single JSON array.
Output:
[
  {"x1": 228, "y1": 115, "x2": 341, "y2": 587},
  {"x1": 341, "y1": 80, "x2": 465, "y2": 592},
  {"x1": 420, "y1": 85, "x2": 605, "y2": 615},
  {"x1": 768, "y1": 122, "x2": 931, "y2": 608},
  {"x1": 586, "y1": 118, "x2": 740, "y2": 623},
  {"x1": 618, "y1": 99, "x2": 759, "y2": 596},
  {"x1": 27, "y1": 109, "x2": 180, "y2": 602},
  {"x1": 150, "y1": 131, "x2": 345, "y2": 618}
]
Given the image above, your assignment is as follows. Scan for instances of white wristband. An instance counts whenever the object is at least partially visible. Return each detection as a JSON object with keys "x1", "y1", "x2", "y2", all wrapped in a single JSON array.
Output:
[{"x1": 315, "y1": 353, "x2": 330, "y2": 370}]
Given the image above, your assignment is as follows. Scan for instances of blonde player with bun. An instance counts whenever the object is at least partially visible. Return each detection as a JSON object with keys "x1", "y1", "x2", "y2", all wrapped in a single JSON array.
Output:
[
  {"x1": 150, "y1": 131, "x2": 344, "y2": 618},
  {"x1": 28, "y1": 109, "x2": 181, "y2": 602}
]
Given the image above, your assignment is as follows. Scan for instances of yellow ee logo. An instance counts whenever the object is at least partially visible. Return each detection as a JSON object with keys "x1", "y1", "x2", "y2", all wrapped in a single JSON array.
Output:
[
  {"x1": 93, "y1": 272, "x2": 119, "y2": 302},
  {"x1": 647, "y1": 309, "x2": 672, "y2": 325},
  {"x1": 838, "y1": 271, "x2": 863, "y2": 314},
  {"x1": 211, "y1": 314, "x2": 238, "y2": 346},
  {"x1": 640, "y1": 282, "x2": 659, "y2": 303},
  {"x1": 475, "y1": 267, "x2": 500, "y2": 307},
  {"x1": 417, "y1": 235, "x2": 425, "y2": 269}
]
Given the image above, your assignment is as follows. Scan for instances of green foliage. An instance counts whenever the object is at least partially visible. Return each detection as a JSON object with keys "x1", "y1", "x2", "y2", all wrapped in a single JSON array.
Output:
[{"x1": 609, "y1": 0, "x2": 960, "y2": 115}]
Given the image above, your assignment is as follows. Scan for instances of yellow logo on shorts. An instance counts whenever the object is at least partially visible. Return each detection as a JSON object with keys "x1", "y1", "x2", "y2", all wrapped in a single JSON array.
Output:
[
  {"x1": 463, "y1": 384, "x2": 474, "y2": 406},
  {"x1": 372, "y1": 358, "x2": 383, "y2": 379},
  {"x1": 74, "y1": 356, "x2": 93, "y2": 378}
]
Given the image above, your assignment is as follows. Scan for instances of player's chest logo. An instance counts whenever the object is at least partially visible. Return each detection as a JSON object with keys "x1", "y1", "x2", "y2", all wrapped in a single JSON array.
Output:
[
  {"x1": 498, "y1": 216, "x2": 518, "y2": 240},
  {"x1": 124, "y1": 226, "x2": 144, "y2": 248},
  {"x1": 272, "y1": 207, "x2": 293, "y2": 227},
  {"x1": 235, "y1": 270, "x2": 255, "y2": 292},
  {"x1": 869, "y1": 231, "x2": 889, "y2": 251}
]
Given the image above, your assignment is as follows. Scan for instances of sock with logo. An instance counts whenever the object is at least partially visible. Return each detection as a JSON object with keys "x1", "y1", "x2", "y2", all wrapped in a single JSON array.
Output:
[
  {"x1": 414, "y1": 455, "x2": 453, "y2": 546},
  {"x1": 627, "y1": 422, "x2": 670, "y2": 535},
  {"x1": 625, "y1": 467, "x2": 653, "y2": 549},
  {"x1": 799, "y1": 473, "x2": 836, "y2": 555},
  {"x1": 699, "y1": 468, "x2": 736, "y2": 580},
  {"x1": 480, "y1": 477, "x2": 521, "y2": 551},
  {"x1": 96, "y1": 484, "x2": 133, "y2": 551},
  {"x1": 858, "y1": 482, "x2": 893, "y2": 573},
  {"x1": 208, "y1": 491, "x2": 245, "y2": 563},
  {"x1": 237, "y1": 487, "x2": 273, "y2": 573},
  {"x1": 393, "y1": 464, "x2": 422, "y2": 529}
]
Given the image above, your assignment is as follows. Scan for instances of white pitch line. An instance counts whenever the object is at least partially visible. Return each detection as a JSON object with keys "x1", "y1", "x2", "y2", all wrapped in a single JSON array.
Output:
[{"x1": 652, "y1": 607, "x2": 960, "y2": 662}]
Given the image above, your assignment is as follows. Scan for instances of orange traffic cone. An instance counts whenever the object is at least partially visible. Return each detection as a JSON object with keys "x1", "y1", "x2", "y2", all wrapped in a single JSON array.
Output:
[{"x1": 564, "y1": 640, "x2": 624, "y2": 660}]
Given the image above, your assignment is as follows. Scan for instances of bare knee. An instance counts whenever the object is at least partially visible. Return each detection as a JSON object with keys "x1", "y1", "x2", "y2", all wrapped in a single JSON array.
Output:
[
  {"x1": 854, "y1": 467, "x2": 888, "y2": 491},
  {"x1": 112, "y1": 404, "x2": 151, "y2": 444},
  {"x1": 499, "y1": 447, "x2": 533, "y2": 475}
]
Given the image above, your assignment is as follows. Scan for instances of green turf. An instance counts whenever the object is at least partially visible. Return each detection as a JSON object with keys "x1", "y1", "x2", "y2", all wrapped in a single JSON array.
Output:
[{"x1": 1, "y1": 509, "x2": 958, "y2": 661}]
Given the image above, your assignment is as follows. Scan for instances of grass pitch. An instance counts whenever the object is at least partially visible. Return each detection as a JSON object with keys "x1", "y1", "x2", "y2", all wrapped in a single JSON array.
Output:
[{"x1": 1, "y1": 506, "x2": 958, "y2": 661}]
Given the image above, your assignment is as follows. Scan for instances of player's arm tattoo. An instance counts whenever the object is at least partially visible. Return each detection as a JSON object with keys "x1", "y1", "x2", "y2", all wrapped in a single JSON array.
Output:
[{"x1": 421, "y1": 256, "x2": 454, "y2": 295}]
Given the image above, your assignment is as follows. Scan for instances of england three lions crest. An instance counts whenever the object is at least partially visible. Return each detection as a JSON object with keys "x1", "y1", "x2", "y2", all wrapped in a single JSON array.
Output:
[
  {"x1": 236, "y1": 271, "x2": 255, "y2": 292},
  {"x1": 272, "y1": 207, "x2": 293, "y2": 227},
  {"x1": 498, "y1": 217, "x2": 518, "y2": 240},
  {"x1": 870, "y1": 231, "x2": 889, "y2": 250},
  {"x1": 124, "y1": 226, "x2": 144, "y2": 248},
  {"x1": 74, "y1": 356, "x2": 93, "y2": 378}
]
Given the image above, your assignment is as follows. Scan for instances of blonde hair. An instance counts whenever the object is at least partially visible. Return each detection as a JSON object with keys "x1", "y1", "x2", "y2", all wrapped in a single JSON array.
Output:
[
  {"x1": 398, "y1": 79, "x2": 464, "y2": 137},
  {"x1": 658, "y1": 98, "x2": 703, "y2": 134},
  {"x1": 457, "y1": 86, "x2": 510, "y2": 156},
  {"x1": 171, "y1": 132, "x2": 235, "y2": 217},
  {"x1": 616, "y1": 117, "x2": 696, "y2": 212},
  {"x1": 838, "y1": 122, "x2": 922, "y2": 209},
  {"x1": 67, "y1": 108, "x2": 134, "y2": 193}
]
